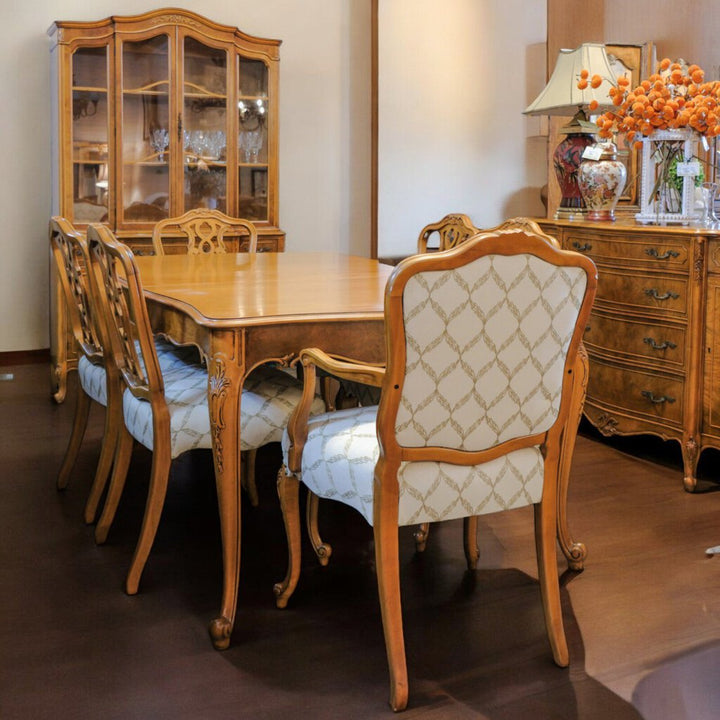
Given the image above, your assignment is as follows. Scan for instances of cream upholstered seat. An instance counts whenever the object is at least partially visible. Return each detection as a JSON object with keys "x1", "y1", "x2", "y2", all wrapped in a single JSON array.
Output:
[
  {"x1": 151, "y1": 207, "x2": 258, "y2": 256},
  {"x1": 49, "y1": 217, "x2": 195, "y2": 524},
  {"x1": 85, "y1": 223, "x2": 324, "y2": 595},
  {"x1": 274, "y1": 226, "x2": 597, "y2": 711}
]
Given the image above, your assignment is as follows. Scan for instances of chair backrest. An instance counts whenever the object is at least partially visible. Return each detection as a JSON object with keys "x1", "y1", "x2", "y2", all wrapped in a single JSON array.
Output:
[
  {"x1": 416, "y1": 213, "x2": 481, "y2": 253},
  {"x1": 488, "y1": 217, "x2": 560, "y2": 248},
  {"x1": 151, "y1": 208, "x2": 258, "y2": 256},
  {"x1": 377, "y1": 227, "x2": 596, "y2": 495},
  {"x1": 86, "y1": 224, "x2": 163, "y2": 403},
  {"x1": 49, "y1": 216, "x2": 105, "y2": 365}
]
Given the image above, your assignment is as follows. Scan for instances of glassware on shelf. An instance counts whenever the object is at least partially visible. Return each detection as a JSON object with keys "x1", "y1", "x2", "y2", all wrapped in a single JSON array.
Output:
[
  {"x1": 700, "y1": 182, "x2": 719, "y2": 226},
  {"x1": 240, "y1": 129, "x2": 262, "y2": 162},
  {"x1": 150, "y1": 127, "x2": 170, "y2": 162}
]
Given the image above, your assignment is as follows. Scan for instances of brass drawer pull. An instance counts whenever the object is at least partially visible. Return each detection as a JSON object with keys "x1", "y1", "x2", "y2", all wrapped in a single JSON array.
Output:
[
  {"x1": 641, "y1": 390, "x2": 676, "y2": 404},
  {"x1": 645, "y1": 248, "x2": 680, "y2": 260},
  {"x1": 572, "y1": 241, "x2": 592, "y2": 252},
  {"x1": 644, "y1": 288, "x2": 679, "y2": 301},
  {"x1": 643, "y1": 337, "x2": 677, "y2": 351}
]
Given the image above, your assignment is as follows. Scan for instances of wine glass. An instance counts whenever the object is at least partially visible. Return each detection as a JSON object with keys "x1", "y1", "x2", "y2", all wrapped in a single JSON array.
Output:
[{"x1": 150, "y1": 128, "x2": 170, "y2": 162}]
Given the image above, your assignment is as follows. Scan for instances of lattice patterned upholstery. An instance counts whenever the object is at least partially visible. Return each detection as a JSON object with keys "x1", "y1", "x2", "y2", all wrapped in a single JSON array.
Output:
[
  {"x1": 397, "y1": 255, "x2": 589, "y2": 450},
  {"x1": 78, "y1": 355, "x2": 107, "y2": 406},
  {"x1": 126, "y1": 363, "x2": 324, "y2": 457},
  {"x1": 282, "y1": 406, "x2": 544, "y2": 526}
]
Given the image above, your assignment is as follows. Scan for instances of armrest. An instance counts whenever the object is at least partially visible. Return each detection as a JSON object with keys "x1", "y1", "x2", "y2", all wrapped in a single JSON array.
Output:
[
  {"x1": 285, "y1": 348, "x2": 385, "y2": 473},
  {"x1": 299, "y1": 347, "x2": 385, "y2": 387}
]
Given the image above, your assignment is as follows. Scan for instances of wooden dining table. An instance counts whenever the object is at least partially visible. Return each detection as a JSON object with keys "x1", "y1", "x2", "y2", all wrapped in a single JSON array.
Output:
[{"x1": 134, "y1": 251, "x2": 394, "y2": 649}]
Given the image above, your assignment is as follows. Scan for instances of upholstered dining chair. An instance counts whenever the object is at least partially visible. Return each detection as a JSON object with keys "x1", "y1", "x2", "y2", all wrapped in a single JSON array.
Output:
[
  {"x1": 151, "y1": 208, "x2": 258, "y2": 255},
  {"x1": 49, "y1": 217, "x2": 210, "y2": 525},
  {"x1": 274, "y1": 227, "x2": 597, "y2": 711},
  {"x1": 49, "y1": 217, "x2": 119, "y2": 524},
  {"x1": 416, "y1": 212, "x2": 480, "y2": 253},
  {"x1": 85, "y1": 223, "x2": 324, "y2": 595}
]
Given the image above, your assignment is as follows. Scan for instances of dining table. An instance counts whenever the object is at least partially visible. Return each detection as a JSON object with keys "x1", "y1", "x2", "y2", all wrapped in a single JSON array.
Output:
[
  {"x1": 134, "y1": 251, "x2": 394, "y2": 649},
  {"x1": 134, "y1": 247, "x2": 588, "y2": 650}
]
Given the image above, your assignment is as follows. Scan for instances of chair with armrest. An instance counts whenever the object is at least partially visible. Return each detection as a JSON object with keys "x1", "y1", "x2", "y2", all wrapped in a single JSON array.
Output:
[
  {"x1": 151, "y1": 208, "x2": 258, "y2": 256},
  {"x1": 85, "y1": 223, "x2": 324, "y2": 594},
  {"x1": 274, "y1": 226, "x2": 597, "y2": 711}
]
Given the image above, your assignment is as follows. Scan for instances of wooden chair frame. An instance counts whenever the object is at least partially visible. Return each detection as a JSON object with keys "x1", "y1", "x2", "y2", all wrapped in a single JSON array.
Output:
[
  {"x1": 276, "y1": 228, "x2": 597, "y2": 711},
  {"x1": 151, "y1": 208, "x2": 258, "y2": 256},
  {"x1": 49, "y1": 217, "x2": 122, "y2": 524}
]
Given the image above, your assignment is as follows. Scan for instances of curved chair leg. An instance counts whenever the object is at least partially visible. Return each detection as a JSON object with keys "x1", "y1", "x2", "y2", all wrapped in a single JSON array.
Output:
[
  {"x1": 374, "y1": 511, "x2": 409, "y2": 712},
  {"x1": 94, "y1": 426, "x2": 134, "y2": 544},
  {"x1": 56, "y1": 386, "x2": 92, "y2": 490},
  {"x1": 274, "y1": 468, "x2": 302, "y2": 608},
  {"x1": 463, "y1": 516, "x2": 479, "y2": 570},
  {"x1": 125, "y1": 446, "x2": 172, "y2": 595},
  {"x1": 306, "y1": 490, "x2": 332, "y2": 565},
  {"x1": 241, "y1": 449, "x2": 260, "y2": 507},
  {"x1": 414, "y1": 523, "x2": 430, "y2": 552},
  {"x1": 535, "y1": 500, "x2": 569, "y2": 668},
  {"x1": 83, "y1": 408, "x2": 121, "y2": 524},
  {"x1": 556, "y1": 347, "x2": 589, "y2": 571}
]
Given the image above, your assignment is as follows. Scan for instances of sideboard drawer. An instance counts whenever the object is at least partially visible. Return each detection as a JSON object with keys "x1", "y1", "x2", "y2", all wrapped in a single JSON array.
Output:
[
  {"x1": 595, "y1": 267, "x2": 688, "y2": 318},
  {"x1": 564, "y1": 232, "x2": 689, "y2": 269},
  {"x1": 587, "y1": 357, "x2": 684, "y2": 426},
  {"x1": 585, "y1": 310, "x2": 686, "y2": 371}
]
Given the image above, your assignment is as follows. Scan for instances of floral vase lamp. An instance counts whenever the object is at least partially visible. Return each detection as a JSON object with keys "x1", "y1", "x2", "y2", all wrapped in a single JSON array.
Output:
[
  {"x1": 582, "y1": 58, "x2": 719, "y2": 225},
  {"x1": 524, "y1": 43, "x2": 618, "y2": 219}
]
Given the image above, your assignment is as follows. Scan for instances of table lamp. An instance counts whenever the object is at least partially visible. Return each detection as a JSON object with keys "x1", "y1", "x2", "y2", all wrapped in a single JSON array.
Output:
[{"x1": 525, "y1": 43, "x2": 617, "y2": 219}]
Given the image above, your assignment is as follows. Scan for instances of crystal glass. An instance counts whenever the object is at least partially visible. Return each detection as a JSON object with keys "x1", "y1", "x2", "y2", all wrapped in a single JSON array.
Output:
[{"x1": 150, "y1": 128, "x2": 170, "y2": 162}]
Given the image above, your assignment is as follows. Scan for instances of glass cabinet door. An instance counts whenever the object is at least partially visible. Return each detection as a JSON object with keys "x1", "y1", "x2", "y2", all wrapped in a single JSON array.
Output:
[
  {"x1": 182, "y1": 37, "x2": 228, "y2": 213},
  {"x1": 119, "y1": 34, "x2": 171, "y2": 224},
  {"x1": 71, "y1": 46, "x2": 109, "y2": 224},
  {"x1": 237, "y1": 58, "x2": 269, "y2": 221}
]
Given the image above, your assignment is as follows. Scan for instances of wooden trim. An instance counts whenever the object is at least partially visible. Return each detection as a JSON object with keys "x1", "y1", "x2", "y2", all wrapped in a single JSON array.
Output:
[
  {"x1": 370, "y1": 0, "x2": 378, "y2": 259},
  {"x1": 0, "y1": 349, "x2": 50, "y2": 367}
]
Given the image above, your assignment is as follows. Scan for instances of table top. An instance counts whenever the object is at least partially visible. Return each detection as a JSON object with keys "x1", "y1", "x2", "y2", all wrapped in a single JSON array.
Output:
[{"x1": 134, "y1": 252, "x2": 394, "y2": 328}]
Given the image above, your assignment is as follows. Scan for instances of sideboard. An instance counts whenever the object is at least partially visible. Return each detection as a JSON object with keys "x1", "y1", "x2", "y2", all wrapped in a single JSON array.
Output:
[{"x1": 538, "y1": 218, "x2": 720, "y2": 491}]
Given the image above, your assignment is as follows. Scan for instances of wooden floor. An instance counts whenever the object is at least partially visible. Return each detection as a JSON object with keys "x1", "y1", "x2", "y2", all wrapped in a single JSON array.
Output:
[{"x1": 3, "y1": 362, "x2": 720, "y2": 719}]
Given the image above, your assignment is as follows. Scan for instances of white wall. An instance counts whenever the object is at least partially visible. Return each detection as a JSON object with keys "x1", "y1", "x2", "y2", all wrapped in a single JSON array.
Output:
[
  {"x1": 377, "y1": 0, "x2": 548, "y2": 256},
  {"x1": 0, "y1": 0, "x2": 371, "y2": 352}
]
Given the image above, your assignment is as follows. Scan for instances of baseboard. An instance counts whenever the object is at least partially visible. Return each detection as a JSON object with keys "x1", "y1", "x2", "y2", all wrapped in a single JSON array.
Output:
[{"x1": 0, "y1": 349, "x2": 50, "y2": 366}]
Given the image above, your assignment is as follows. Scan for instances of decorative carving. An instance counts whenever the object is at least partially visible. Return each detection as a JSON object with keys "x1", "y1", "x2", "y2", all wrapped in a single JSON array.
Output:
[
  {"x1": 694, "y1": 239, "x2": 706, "y2": 282},
  {"x1": 596, "y1": 413, "x2": 619, "y2": 435},
  {"x1": 208, "y1": 616, "x2": 232, "y2": 650},
  {"x1": 209, "y1": 357, "x2": 231, "y2": 474}
]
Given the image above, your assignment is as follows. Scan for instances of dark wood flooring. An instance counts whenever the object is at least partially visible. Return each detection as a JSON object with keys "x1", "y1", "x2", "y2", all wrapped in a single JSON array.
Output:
[{"x1": 2, "y1": 362, "x2": 720, "y2": 719}]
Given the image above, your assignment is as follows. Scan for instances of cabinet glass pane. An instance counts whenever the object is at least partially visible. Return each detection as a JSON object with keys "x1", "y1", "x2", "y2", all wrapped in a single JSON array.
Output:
[
  {"x1": 238, "y1": 58, "x2": 268, "y2": 220},
  {"x1": 72, "y1": 46, "x2": 109, "y2": 223},
  {"x1": 183, "y1": 37, "x2": 227, "y2": 212},
  {"x1": 121, "y1": 35, "x2": 170, "y2": 222}
]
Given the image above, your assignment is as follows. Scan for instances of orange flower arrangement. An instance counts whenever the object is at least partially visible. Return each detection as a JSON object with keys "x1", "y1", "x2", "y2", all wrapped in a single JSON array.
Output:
[{"x1": 577, "y1": 58, "x2": 720, "y2": 145}]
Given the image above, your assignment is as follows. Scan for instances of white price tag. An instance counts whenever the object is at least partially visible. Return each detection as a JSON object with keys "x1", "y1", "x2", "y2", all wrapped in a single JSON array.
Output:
[
  {"x1": 676, "y1": 161, "x2": 701, "y2": 177},
  {"x1": 582, "y1": 145, "x2": 604, "y2": 161}
]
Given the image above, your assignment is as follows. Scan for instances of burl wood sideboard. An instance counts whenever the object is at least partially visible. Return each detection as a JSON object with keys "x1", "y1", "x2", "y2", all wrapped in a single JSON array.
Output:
[{"x1": 539, "y1": 218, "x2": 720, "y2": 491}]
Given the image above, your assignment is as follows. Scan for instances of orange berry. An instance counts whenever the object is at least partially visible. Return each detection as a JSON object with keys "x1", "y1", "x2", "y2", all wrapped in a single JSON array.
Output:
[
  {"x1": 577, "y1": 79, "x2": 589, "y2": 90},
  {"x1": 660, "y1": 58, "x2": 671, "y2": 70},
  {"x1": 588, "y1": 99, "x2": 599, "y2": 111},
  {"x1": 580, "y1": 69, "x2": 589, "y2": 79},
  {"x1": 590, "y1": 74, "x2": 603, "y2": 89}
]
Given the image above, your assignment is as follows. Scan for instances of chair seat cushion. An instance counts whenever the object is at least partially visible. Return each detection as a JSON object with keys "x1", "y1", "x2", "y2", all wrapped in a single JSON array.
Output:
[
  {"x1": 282, "y1": 405, "x2": 545, "y2": 526},
  {"x1": 124, "y1": 360, "x2": 325, "y2": 458},
  {"x1": 78, "y1": 355, "x2": 107, "y2": 406}
]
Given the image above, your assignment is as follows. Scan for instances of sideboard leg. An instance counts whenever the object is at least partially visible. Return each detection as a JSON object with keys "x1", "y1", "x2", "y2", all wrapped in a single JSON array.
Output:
[{"x1": 681, "y1": 436, "x2": 699, "y2": 492}]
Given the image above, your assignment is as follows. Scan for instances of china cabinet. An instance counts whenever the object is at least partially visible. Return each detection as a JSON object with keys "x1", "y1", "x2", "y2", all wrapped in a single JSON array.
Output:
[
  {"x1": 48, "y1": 9, "x2": 283, "y2": 400},
  {"x1": 539, "y1": 218, "x2": 720, "y2": 491}
]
